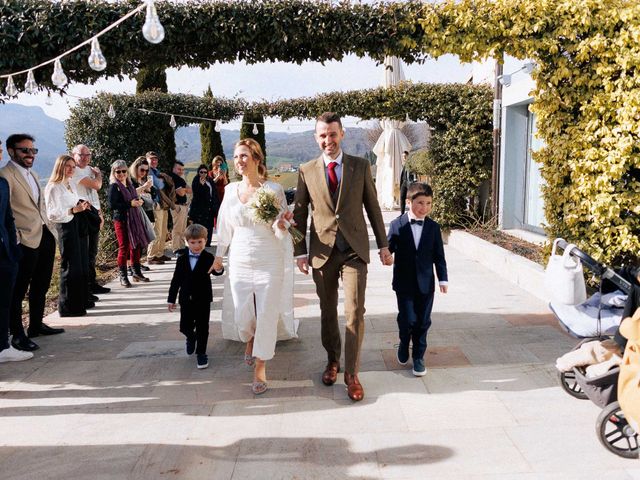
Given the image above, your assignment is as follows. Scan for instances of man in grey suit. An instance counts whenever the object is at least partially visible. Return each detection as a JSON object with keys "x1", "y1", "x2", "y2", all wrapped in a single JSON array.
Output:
[
  {"x1": 293, "y1": 112, "x2": 392, "y2": 401},
  {"x1": 0, "y1": 134, "x2": 63, "y2": 352}
]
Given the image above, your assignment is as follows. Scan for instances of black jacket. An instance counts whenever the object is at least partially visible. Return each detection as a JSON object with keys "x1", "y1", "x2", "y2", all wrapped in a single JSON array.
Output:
[
  {"x1": 108, "y1": 182, "x2": 134, "y2": 222},
  {"x1": 167, "y1": 249, "x2": 223, "y2": 304},
  {"x1": 189, "y1": 176, "x2": 220, "y2": 223}
]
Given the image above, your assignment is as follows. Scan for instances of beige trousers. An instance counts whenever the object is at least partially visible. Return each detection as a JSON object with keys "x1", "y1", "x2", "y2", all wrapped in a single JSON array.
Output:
[
  {"x1": 147, "y1": 206, "x2": 168, "y2": 260},
  {"x1": 171, "y1": 204, "x2": 189, "y2": 252}
]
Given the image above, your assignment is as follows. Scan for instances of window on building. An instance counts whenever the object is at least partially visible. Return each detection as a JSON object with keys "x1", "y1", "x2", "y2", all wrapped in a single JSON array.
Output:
[{"x1": 523, "y1": 110, "x2": 546, "y2": 231}]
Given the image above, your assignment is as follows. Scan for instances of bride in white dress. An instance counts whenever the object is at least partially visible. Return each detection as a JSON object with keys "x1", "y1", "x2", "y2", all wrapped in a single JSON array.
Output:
[{"x1": 212, "y1": 138, "x2": 298, "y2": 394}]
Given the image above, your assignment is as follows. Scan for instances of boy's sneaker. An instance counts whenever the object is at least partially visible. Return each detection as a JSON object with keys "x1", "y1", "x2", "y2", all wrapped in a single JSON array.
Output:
[
  {"x1": 196, "y1": 354, "x2": 209, "y2": 369},
  {"x1": 397, "y1": 342, "x2": 409, "y2": 365},
  {"x1": 0, "y1": 345, "x2": 34, "y2": 363},
  {"x1": 412, "y1": 358, "x2": 427, "y2": 377},
  {"x1": 185, "y1": 336, "x2": 196, "y2": 355}
]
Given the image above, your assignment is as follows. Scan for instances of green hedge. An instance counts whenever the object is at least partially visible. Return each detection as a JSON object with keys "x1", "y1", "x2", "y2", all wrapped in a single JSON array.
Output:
[{"x1": 65, "y1": 83, "x2": 492, "y2": 228}]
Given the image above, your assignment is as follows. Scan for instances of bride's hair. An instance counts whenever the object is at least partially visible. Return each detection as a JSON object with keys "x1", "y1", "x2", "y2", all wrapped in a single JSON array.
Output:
[{"x1": 235, "y1": 138, "x2": 268, "y2": 179}]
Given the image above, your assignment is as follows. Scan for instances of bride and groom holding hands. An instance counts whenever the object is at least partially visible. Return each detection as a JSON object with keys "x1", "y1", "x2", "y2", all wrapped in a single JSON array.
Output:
[{"x1": 171, "y1": 111, "x2": 446, "y2": 400}]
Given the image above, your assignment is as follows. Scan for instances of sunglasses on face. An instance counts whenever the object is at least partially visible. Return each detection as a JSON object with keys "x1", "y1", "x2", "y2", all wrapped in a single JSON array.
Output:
[
  {"x1": 199, "y1": 171, "x2": 207, "y2": 175},
  {"x1": 115, "y1": 169, "x2": 127, "y2": 174},
  {"x1": 13, "y1": 147, "x2": 38, "y2": 155},
  {"x1": 139, "y1": 168, "x2": 149, "y2": 172}
]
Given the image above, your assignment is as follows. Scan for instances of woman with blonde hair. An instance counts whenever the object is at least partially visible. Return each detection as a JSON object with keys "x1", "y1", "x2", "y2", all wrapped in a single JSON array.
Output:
[
  {"x1": 44, "y1": 154, "x2": 91, "y2": 317},
  {"x1": 213, "y1": 138, "x2": 298, "y2": 395},
  {"x1": 108, "y1": 159, "x2": 152, "y2": 287}
]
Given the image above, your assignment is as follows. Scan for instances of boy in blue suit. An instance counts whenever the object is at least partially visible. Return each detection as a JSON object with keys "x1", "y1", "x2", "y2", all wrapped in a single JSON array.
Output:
[{"x1": 387, "y1": 183, "x2": 448, "y2": 376}]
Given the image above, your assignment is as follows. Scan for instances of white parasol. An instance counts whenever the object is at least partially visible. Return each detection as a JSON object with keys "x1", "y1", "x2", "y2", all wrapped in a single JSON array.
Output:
[{"x1": 374, "y1": 56, "x2": 412, "y2": 210}]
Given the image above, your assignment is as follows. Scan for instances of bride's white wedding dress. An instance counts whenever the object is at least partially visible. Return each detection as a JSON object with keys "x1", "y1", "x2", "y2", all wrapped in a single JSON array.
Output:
[{"x1": 216, "y1": 180, "x2": 298, "y2": 360}]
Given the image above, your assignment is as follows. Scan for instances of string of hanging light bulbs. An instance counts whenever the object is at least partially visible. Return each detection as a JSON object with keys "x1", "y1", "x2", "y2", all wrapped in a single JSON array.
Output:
[{"x1": 1, "y1": 0, "x2": 164, "y2": 97}]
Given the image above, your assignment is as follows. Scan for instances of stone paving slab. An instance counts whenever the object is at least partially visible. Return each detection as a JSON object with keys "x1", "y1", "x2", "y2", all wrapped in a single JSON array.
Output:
[{"x1": 1, "y1": 212, "x2": 638, "y2": 478}]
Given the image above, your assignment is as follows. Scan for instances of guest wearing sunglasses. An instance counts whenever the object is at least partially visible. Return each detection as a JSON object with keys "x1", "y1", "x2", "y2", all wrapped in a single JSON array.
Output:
[
  {"x1": 129, "y1": 156, "x2": 156, "y2": 224},
  {"x1": 188, "y1": 164, "x2": 219, "y2": 247},
  {"x1": 0, "y1": 134, "x2": 61, "y2": 352},
  {"x1": 108, "y1": 160, "x2": 153, "y2": 287}
]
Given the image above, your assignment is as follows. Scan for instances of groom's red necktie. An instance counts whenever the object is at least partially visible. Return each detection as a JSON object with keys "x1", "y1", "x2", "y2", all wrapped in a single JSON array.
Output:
[{"x1": 327, "y1": 161, "x2": 338, "y2": 194}]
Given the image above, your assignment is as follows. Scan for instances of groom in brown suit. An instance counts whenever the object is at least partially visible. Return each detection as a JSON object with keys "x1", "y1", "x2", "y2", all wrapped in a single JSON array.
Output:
[{"x1": 293, "y1": 112, "x2": 391, "y2": 401}]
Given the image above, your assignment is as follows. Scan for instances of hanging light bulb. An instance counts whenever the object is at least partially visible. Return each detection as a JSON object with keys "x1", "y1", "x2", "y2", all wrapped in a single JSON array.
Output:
[
  {"x1": 107, "y1": 104, "x2": 116, "y2": 119},
  {"x1": 169, "y1": 114, "x2": 177, "y2": 128},
  {"x1": 214, "y1": 120, "x2": 221, "y2": 132},
  {"x1": 6, "y1": 76, "x2": 18, "y2": 97},
  {"x1": 45, "y1": 91, "x2": 54, "y2": 106},
  {"x1": 88, "y1": 38, "x2": 107, "y2": 72},
  {"x1": 24, "y1": 70, "x2": 38, "y2": 94},
  {"x1": 51, "y1": 59, "x2": 68, "y2": 88},
  {"x1": 252, "y1": 123, "x2": 259, "y2": 135},
  {"x1": 142, "y1": 0, "x2": 165, "y2": 44}
]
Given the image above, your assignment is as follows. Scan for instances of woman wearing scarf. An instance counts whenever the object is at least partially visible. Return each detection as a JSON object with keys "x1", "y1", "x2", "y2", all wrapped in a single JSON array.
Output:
[{"x1": 108, "y1": 160, "x2": 152, "y2": 287}]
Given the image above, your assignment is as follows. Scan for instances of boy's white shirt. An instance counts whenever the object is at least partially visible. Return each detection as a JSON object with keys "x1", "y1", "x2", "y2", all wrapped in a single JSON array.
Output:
[{"x1": 405, "y1": 211, "x2": 448, "y2": 287}]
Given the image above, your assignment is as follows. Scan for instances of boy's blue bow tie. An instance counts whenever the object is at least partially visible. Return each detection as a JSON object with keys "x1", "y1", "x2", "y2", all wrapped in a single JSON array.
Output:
[
  {"x1": 410, "y1": 219, "x2": 424, "y2": 226},
  {"x1": 189, "y1": 253, "x2": 200, "y2": 258}
]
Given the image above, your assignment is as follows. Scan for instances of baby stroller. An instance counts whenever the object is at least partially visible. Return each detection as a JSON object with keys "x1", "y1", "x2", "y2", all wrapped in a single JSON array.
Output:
[{"x1": 549, "y1": 239, "x2": 639, "y2": 458}]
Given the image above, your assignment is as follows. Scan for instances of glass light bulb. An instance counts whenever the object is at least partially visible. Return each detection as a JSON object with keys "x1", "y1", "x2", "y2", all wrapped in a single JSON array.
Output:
[
  {"x1": 107, "y1": 104, "x2": 116, "y2": 119},
  {"x1": 142, "y1": 0, "x2": 165, "y2": 44},
  {"x1": 45, "y1": 91, "x2": 54, "y2": 106},
  {"x1": 51, "y1": 59, "x2": 68, "y2": 88},
  {"x1": 24, "y1": 70, "x2": 38, "y2": 94},
  {"x1": 214, "y1": 121, "x2": 221, "y2": 132},
  {"x1": 88, "y1": 38, "x2": 107, "y2": 72},
  {"x1": 169, "y1": 115, "x2": 177, "y2": 128},
  {"x1": 6, "y1": 76, "x2": 18, "y2": 97},
  {"x1": 252, "y1": 123, "x2": 259, "y2": 135}
]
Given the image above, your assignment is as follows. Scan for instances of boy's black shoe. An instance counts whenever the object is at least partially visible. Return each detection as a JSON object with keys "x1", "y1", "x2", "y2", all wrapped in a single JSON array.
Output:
[
  {"x1": 197, "y1": 354, "x2": 209, "y2": 369},
  {"x1": 186, "y1": 336, "x2": 196, "y2": 355},
  {"x1": 412, "y1": 358, "x2": 427, "y2": 377},
  {"x1": 397, "y1": 342, "x2": 409, "y2": 365}
]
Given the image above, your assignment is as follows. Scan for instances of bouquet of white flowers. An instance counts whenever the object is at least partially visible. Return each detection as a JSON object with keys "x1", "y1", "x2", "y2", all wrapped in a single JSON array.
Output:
[{"x1": 247, "y1": 186, "x2": 304, "y2": 244}]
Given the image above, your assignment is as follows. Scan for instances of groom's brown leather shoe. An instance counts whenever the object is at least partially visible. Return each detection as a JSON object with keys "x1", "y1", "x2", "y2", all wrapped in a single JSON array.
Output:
[
  {"x1": 322, "y1": 362, "x2": 340, "y2": 386},
  {"x1": 344, "y1": 373, "x2": 364, "y2": 402}
]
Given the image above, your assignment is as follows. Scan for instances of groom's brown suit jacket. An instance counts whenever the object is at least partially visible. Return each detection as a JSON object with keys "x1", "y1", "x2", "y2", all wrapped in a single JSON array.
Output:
[{"x1": 293, "y1": 153, "x2": 388, "y2": 268}]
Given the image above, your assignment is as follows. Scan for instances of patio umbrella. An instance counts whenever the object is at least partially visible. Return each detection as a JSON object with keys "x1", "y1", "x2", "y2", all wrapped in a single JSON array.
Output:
[{"x1": 374, "y1": 56, "x2": 412, "y2": 210}]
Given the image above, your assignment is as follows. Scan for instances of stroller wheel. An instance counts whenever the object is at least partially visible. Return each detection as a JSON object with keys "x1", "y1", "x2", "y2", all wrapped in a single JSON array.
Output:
[
  {"x1": 596, "y1": 401, "x2": 639, "y2": 458},
  {"x1": 558, "y1": 370, "x2": 588, "y2": 400}
]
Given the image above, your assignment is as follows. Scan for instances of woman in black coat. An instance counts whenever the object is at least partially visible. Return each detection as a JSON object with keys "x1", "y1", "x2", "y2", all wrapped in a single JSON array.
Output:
[{"x1": 188, "y1": 164, "x2": 220, "y2": 246}]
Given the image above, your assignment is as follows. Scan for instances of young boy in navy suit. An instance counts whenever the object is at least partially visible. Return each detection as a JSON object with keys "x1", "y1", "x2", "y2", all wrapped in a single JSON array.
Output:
[
  {"x1": 168, "y1": 224, "x2": 223, "y2": 369},
  {"x1": 387, "y1": 183, "x2": 448, "y2": 376}
]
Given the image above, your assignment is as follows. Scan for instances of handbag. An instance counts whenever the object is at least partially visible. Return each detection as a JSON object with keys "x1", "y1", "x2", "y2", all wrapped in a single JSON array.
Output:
[
  {"x1": 138, "y1": 206, "x2": 156, "y2": 242},
  {"x1": 544, "y1": 238, "x2": 587, "y2": 305}
]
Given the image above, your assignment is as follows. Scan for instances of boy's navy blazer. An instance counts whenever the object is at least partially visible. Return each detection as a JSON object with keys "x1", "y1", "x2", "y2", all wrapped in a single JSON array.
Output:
[
  {"x1": 167, "y1": 249, "x2": 223, "y2": 304},
  {"x1": 387, "y1": 214, "x2": 448, "y2": 295}
]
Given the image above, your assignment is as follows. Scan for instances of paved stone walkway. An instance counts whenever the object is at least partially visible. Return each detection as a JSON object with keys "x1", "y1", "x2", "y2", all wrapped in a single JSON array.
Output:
[{"x1": 1, "y1": 211, "x2": 639, "y2": 479}]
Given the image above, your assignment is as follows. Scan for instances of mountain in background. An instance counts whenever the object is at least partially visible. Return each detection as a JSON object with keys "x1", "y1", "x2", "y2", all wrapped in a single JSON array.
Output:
[
  {"x1": 0, "y1": 103, "x2": 381, "y2": 176},
  {"x1": 0, "y1": 104, "x2": 66, "y2": 177}
]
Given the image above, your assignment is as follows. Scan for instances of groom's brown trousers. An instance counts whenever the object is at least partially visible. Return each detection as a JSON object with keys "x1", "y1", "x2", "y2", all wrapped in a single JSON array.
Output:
[{"x1": 312, "y1": 246, "x2": 367, "y2": 375}]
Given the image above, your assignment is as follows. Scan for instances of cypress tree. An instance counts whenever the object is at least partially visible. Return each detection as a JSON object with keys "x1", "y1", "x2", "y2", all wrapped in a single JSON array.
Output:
[
  {"x1": 199, "y1": 86, "x2": 225, "y2": 168},
  {"x1": 135, "y1": 66, "x2": 176, "y2": 171},
  {"x1": 239, "y1": 111, "x2": 266, "y2": 160}
]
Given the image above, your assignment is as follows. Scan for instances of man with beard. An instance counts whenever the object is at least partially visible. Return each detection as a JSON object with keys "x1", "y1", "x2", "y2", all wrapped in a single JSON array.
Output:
[{"x1": 0, "y1": 134, "x2": 64, "y2": 352}]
